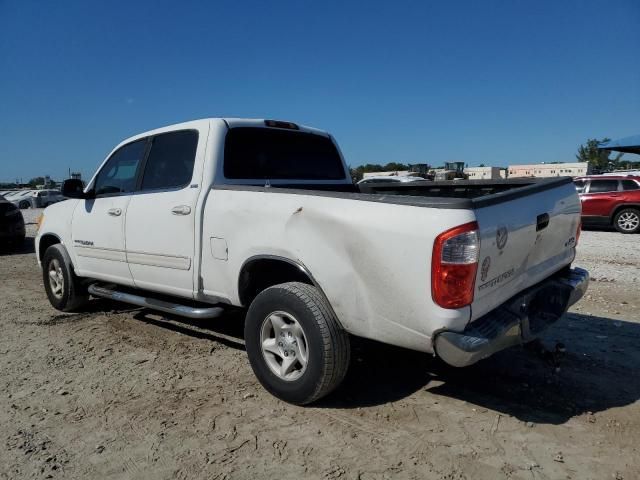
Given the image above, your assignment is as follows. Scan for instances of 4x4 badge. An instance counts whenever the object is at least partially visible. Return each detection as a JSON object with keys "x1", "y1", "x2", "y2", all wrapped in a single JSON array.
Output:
[{"x1": 496, "y1": 226, "x2": 508, "y2": 250}]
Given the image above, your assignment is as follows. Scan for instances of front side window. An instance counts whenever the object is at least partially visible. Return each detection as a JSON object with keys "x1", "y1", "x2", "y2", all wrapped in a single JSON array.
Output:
[
  {"x1": 622, "y1": 179, "x2": 640, "y2": 191},
  {"x1": 94, "y1": 140, "x2": 146, "y2": 196},
  {"x1": 140, "y1": 130, "x2": 198, "y2": 191},
  {"x1": 588, "y1": 180, "x2": 619, "y2": 193},
  {"x1": 224, "y1": 127, "x2": 346, "y2": 180}
]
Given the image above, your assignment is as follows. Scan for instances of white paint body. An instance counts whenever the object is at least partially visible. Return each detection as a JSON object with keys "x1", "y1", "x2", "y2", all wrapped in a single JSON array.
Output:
[{"x1": 37, "y1": 119, "x2": 581, "y2": 354}]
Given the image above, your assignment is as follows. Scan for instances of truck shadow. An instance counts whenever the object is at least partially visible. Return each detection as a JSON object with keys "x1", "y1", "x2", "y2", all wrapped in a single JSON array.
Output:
[
  {"x1": 132, "y1": 309, "x2": 246, "y2": 352},
  {"x1": 123, "y1": 305, "x2": 639, "y2": 425},
  {"x1": 318, "y1": 312, "x2": 640, "y2": 425}
]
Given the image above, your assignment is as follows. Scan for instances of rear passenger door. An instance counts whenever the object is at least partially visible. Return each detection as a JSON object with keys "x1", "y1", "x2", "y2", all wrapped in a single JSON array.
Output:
[{"x1": 125, "y1": 128, "x2": 205, "y2": 298}]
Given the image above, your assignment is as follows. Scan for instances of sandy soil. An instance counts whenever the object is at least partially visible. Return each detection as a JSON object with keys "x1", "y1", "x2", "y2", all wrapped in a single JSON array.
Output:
[{"x1": 1, "y1": 211, "x2": 639, "y2": 479}]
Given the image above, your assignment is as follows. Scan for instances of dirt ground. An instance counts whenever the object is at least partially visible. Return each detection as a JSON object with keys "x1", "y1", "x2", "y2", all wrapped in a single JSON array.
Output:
[{"x1": 1, "y1": 209, "x2": 639, "y2": 480}]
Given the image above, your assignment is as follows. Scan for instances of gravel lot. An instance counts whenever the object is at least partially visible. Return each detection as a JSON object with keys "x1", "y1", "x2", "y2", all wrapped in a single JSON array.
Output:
[{"x1": 1, "y1": 209, "x2": 639, "y2": 479}]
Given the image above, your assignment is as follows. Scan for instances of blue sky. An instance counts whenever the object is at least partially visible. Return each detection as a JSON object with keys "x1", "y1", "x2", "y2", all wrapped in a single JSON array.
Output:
[{"x1": 1, "y1": 0, "x2": 638, "y2": 182}]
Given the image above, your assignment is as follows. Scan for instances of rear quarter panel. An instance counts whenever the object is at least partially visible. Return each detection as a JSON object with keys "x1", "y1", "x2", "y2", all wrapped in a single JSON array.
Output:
[{"x1": 200, "y1": 188, "x2": 475, "y2": 353}]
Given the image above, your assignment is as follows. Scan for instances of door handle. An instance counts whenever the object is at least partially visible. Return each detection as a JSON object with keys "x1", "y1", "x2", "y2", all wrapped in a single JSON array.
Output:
[
  {"x1": 107, "y1": 208, "x2": 122, "y2": 217},
  {"x1": 171, "y1": 205, "x2": 191, "y2": 216}
]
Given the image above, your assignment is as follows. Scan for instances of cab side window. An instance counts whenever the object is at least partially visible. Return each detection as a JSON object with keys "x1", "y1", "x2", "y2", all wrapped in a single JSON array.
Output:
[
  {"x1": 588, "y1": 180, "x2": 619, "y2": 193},
  {"x1": 140, "y1": 130, "x2": 198, "y2": 191},
  {"x1": 94, "y1": 140, "x2": 146, "y2": 196}
]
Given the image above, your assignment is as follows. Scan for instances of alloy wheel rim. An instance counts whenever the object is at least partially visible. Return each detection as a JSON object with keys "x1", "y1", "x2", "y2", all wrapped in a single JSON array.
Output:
[
  {"x1": 618, "y1": 212, "x2": 639, "y2": 231},
  {"x1": 48, "y1": 258, "x2": 64, "y2": 299},
  {"x1": 260, "y1": 311, "x2": 309, "y2": 381}
]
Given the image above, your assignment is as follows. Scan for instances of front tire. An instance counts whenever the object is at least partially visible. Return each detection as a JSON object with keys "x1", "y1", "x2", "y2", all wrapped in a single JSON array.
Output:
[
  {"x1": 613, "y1": 208, "x2": 640, "y2": 234},
  {"x1": 42, "y1": 244, "x2": 89, "y2": 312},
  {"x1": 244, "y1": 282, "x2": 350, "y2": 405}
]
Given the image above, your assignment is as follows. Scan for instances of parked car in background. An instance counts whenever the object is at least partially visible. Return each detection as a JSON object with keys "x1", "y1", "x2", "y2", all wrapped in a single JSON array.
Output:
[
  {"x1": 3, "y1": 191, "x2": 23, "y2": 199},
  {"x1": 5, "y1": 189, "x2": 65, "y2": 209},
  {"x1": 601, "y1": 170, "x2": 640, "y2": 177},
  {"x1": 357, "y1": 175, "x2": 426, "y2": 185},
  {"x1": 0, "y1": 195, "x2": 26, "y2": 248},
  {"x1": 574, "y1": 175, "x2": 640, "y2": 233},
  {"x1": 8, "y1": 190, "x2": 36, "y2": 209},
  {"x1": 32, "y1": 189, "x2": 65, "y2": 208}
]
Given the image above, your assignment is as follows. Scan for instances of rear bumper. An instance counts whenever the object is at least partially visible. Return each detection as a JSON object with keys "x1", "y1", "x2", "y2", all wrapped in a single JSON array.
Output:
[{"x1": 434, "y1": 267, "x2": 589, "y2": 367}]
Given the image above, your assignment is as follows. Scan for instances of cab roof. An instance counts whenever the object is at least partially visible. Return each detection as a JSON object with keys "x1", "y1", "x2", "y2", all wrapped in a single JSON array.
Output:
[{"x1": 119, "y1": 118, "x2": 331, "y2": 147}]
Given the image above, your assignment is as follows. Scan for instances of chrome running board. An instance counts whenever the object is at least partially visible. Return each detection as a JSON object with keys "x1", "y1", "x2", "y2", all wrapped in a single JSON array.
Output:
[{"x1": 88, "y1": 284, "x2": 224, "y2": 319}]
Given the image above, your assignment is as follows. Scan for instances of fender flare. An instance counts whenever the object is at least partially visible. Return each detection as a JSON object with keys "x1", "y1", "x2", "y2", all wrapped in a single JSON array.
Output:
[{"x1": 238, "y1": 254, "x2": 345, "y2": 330}]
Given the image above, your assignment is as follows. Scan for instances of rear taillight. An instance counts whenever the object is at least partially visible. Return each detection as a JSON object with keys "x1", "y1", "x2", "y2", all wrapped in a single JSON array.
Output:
[{"x1": 432, "y1": 221, "x2": 479, "y2": 309}]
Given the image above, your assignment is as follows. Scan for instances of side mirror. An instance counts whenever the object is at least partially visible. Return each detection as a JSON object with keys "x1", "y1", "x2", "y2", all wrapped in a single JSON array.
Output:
[{"x1": 61, "y1": 179, "x2": 91, "y2": 199}]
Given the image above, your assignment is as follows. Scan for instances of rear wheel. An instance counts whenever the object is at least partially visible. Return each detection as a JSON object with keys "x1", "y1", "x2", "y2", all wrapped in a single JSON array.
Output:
[
  {"x1": 613, "y1": 208, "x2": 640, "y2": 234},
  {"x1": 42, "y1": 244, "x2": 89, "y2": 311},
  {"x1": 244, "y1": 282, "x2": 350, "y2": 405},
  {"x1": 19, "y1": 200, "x2": 30, "y2": 209}
]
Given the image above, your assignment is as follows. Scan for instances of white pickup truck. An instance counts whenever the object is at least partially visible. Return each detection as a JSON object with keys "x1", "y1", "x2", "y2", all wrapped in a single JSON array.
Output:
[{"x1": 36, "y1": 118, "x2": 589, "y2": 404}]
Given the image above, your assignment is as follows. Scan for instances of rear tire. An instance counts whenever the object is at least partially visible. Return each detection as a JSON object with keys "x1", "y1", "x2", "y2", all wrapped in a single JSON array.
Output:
[
  {"x1": 19, "y1": 200, "x2": 30, "y2": 209},
  {"x1": 42, "y1": 244, "x2": 89, "y2": 312},
  {"x1": 14, "y1": 232, "x2": 26, "y2": 248},
  {"x1": 244, "y1": 282, "x2": 350, "y2": 405},
  {"x1": 613, "y1": 208, "x2": 640, "y2": 234}
]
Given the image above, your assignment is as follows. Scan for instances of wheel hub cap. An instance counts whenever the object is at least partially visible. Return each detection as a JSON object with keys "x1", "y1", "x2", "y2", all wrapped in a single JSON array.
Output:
[
  {"x1": 48, "y1": 258, "x2": 64, "y2": 299},
  {"x1": 618, "y1": 212, "x2": 639, "y2": 231},
  {"x1": 260, "y1": 311, "x2": 309, "y2": 381}
]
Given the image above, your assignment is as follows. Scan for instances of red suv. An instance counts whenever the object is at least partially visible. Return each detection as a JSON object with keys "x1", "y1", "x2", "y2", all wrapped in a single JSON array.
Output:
[{"x1": 574, "y1": 175, "x2": 640, "y2": 233}]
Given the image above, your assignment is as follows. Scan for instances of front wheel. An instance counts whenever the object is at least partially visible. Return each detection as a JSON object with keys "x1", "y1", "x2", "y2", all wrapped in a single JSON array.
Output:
[
  {"x1": 244, "y1": 282, "x2": 350, "y2": 405},
  {"x1": 42, "y1": 244, "x2": 89, "y2": 312},
  {"x1": 614, "y1": 208, "x2": 640, "y2": 234}
]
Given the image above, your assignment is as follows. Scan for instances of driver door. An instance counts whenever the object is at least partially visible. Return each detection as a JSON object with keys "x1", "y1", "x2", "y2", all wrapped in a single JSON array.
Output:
[{"x1": 71, "y1": 139, "x2": 147, "y2": 286}]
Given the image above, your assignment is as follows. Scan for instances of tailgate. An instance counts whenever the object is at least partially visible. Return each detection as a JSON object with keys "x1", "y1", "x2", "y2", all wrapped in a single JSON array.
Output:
[{"x1": 471, "y1": 179, "x2": 581, "y2": 320}]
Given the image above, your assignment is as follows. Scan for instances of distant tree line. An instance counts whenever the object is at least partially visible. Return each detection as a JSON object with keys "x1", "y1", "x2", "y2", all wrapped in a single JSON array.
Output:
[
  {"x1": 576, "y1": 138, "x2": 640, "y2": 171},
  {"x1": 0, "y1": 177, "x2": 51, "y2": 189},
  {"x1": 28, "y1": 177, "x2": 46, "y2": 187},
  {"x1": 350, "y1": 138, "x2": 640, "y2": 182}
]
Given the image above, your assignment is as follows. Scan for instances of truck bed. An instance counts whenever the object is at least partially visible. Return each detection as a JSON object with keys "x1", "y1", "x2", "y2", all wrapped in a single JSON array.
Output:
[
  {"x1": 217, "y1": 177, "x2": 573, "y2": 210},
  {"x1": 215, "y1": 175, "x2": 581, "y2": 323},
  {"x1": 357, "y1": 177, "x2": 574, "y2": 207}
]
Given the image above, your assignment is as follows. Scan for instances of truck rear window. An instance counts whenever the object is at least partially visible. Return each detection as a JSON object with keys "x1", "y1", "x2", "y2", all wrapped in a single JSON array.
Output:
[{"x1": 223, "y1": 127, "x2": 346, "y2": 180}]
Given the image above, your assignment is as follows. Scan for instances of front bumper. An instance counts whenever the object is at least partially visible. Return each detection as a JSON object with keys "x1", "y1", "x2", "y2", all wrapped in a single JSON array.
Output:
[{"x1": 434, "y1": 267, "x2": 589, "y2": 367}]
